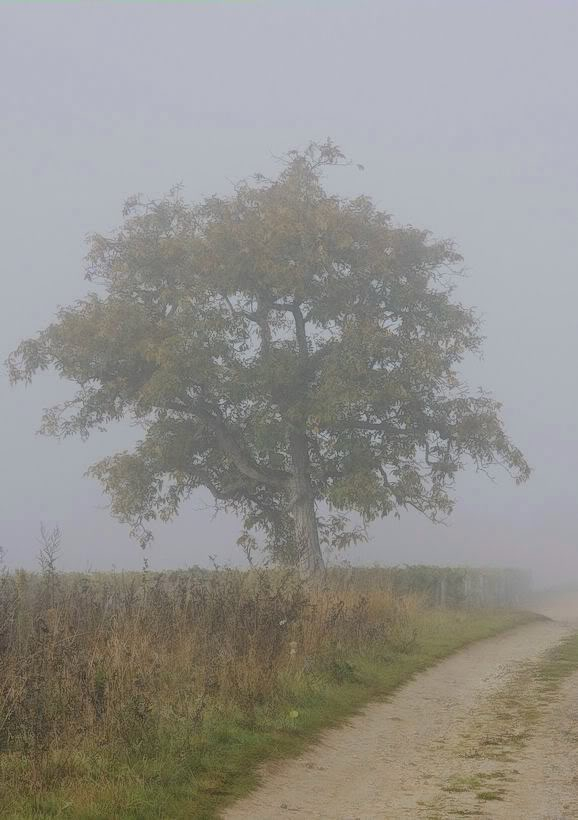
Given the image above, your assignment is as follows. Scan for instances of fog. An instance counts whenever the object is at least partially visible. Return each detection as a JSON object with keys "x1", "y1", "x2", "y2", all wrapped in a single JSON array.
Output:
[{"x1": 1, "y1": 1, "x2": 577, "y2": 585}]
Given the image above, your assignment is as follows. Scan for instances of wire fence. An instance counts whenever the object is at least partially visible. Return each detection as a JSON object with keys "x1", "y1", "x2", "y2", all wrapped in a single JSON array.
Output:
[{"x1": 327, "y1": 565, "x2": 532, "y2": 609}]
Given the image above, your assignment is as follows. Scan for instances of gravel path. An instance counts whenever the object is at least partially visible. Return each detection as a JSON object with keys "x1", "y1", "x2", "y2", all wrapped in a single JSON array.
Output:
[{"x1": 222, "y1": 594, "x2": 578, "y2": 820}]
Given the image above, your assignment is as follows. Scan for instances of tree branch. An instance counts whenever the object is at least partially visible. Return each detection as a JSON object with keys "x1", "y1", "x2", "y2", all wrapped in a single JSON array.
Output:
[
  {"x1": 191, "y1": 400, "x2": 290, "y2": 489},
  {"x1": 221, "y1": 293, "x2": 271, "y2": 356},
  {"x1": 291, "y1": 303, "x2": 308, "y2": 364}
]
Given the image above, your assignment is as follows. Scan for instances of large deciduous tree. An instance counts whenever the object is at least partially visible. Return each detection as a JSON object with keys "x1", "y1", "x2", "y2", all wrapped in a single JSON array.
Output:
[{"x1": 8, "y1": 142, "x2": 529, "y2": 572}]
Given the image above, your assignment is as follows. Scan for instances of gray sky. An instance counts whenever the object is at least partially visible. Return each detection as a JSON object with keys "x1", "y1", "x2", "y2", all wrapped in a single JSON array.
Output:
[{"x1": 1, "y1": 0, "x2": 577, "y2": 583}]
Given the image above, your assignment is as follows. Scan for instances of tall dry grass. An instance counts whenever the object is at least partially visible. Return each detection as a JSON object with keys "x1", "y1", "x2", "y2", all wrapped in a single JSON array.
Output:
[{"x1": 0, "y1": 561, "x2": 419, "y2": 790}]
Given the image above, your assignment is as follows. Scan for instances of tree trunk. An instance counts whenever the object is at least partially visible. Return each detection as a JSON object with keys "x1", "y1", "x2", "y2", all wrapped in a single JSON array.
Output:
[{"x1": 289, "y1": 428, "x2": 325, "y2": 575}]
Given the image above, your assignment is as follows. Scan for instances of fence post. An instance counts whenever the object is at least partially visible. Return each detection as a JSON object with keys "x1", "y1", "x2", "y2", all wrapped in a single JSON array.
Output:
[
  {"x1": 463, "y1": 573, "x2": 471, "y2": 607},
  {"x1": 439, "y1": 575, "x2": 447, "y2": 608},
  {"x1": 478, "y1": 573, "x2": 486, "y2": 607}
]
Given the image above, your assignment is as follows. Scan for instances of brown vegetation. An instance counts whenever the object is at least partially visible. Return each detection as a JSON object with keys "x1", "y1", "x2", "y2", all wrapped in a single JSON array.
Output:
[{"x1": 0, "y1": 554, "x2": 531, "y2": 818}]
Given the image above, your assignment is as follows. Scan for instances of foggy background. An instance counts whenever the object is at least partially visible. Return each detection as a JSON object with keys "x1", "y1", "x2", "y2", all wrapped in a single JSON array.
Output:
[{"x1": 1, "y1": 1, "x2": 577, "y2": 585}]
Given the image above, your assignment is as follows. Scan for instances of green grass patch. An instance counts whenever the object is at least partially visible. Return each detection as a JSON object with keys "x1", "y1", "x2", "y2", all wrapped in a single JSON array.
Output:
[
  {"x1": 535, "y1": 631, "x2": 578, "y2": 688},
  {"x1": 475, "y1": 789, "x2": 505, "y2": 801}
]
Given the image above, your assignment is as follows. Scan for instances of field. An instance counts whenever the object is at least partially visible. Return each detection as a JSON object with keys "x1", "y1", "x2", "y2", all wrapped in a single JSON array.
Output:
[{"x1": 0, "y1": 563, "x2": 534, "y2": 819}]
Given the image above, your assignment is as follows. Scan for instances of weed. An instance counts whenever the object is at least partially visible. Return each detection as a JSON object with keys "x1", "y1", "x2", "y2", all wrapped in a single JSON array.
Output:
[{"x1": 476, "y1": 789, "x2": 505, "y2": 801}]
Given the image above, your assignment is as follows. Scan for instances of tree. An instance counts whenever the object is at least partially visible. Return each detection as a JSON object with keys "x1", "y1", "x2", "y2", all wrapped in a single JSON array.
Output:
[{"x1": 8, "y1": 141, "x2": 530, "y2": 573}]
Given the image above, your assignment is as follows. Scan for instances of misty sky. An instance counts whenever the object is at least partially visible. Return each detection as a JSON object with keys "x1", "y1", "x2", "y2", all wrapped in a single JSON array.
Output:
[{"x1": 1, "y1": 1, "x2": 577, "y2": 584}]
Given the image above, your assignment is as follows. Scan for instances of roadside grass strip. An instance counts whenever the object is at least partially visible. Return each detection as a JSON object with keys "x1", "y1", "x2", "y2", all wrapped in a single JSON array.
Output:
[{"x1": 0, "y1": 610, "x2": 534, "y2": 820}]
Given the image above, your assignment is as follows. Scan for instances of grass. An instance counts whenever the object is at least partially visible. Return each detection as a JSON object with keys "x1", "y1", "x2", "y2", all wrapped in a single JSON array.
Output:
[
  {"x1": 535, "y1": 631, "x2": 578, "y2": 687},
  {"x1": 475, "y1": 789, "x2": 505, "y2": 801},
  {"x1": 0, "y1": 561, "x2": 536, "y2": 820}
]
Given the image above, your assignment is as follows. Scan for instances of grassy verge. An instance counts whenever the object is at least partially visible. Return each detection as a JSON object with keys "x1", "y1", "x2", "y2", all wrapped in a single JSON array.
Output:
[{"x1": 0, "y1": 606, "x2": 535, "y2": 820}]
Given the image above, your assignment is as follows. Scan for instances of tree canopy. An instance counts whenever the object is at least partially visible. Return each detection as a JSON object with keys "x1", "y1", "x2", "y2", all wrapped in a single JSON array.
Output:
[{"x1": 8, "y1": 141, "x2": 530, "y2": 572}]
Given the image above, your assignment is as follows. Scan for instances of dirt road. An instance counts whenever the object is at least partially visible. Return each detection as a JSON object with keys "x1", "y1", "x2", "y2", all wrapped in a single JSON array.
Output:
[{"x1": 223, "y1": 595, "x2": 578, "y2": 819}]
